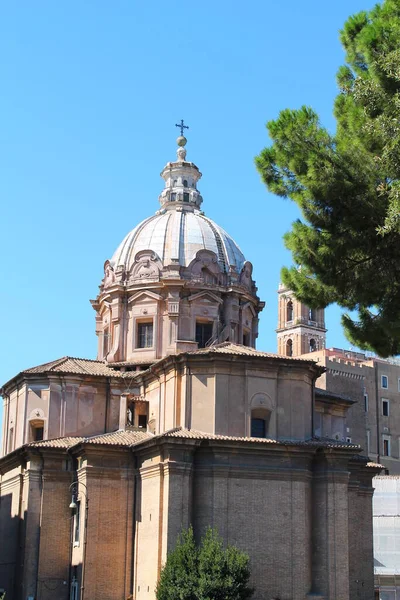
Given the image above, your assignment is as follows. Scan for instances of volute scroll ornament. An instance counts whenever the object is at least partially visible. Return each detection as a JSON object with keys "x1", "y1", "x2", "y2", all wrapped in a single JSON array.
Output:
[
  {"x1": 239, "y1": 261, "x2": 253, "y2": 289},
  {"x1": 189, "y1": 249, "x2": 222, "y2": 284},
  {"x1": 103, "y1": 260, "x2": 116, "y2": 288},
  {"x1": 129, "y1": 250, "x2": 162, "y2": 282}
]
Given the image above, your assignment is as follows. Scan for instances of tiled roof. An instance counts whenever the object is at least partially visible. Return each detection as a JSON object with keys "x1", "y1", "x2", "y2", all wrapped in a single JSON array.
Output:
[
  {"x1": 186, "y1": 342, "x2": 317, "y2": 363},
  {"x1": 83, "y1": 429, "x2": 151, "y2": 446},
  {"x1": 24, "y1": 427, "x2": 360, "y2": 453},
  {"x1": 315, "y1": 387, "x2": 354, "y2": 403},
  {"x1": 22, "y1": 356, "x2": 129, "y2": 378},
  {"x1": 29, "y1": 436, "x2": 83, "y2": 448},
  {"x1": 157, "y1": 427, "x2": 361, "y2": 449},
  {"x1": 27, "y1": 429, "x2": 151, "y2": 450}
]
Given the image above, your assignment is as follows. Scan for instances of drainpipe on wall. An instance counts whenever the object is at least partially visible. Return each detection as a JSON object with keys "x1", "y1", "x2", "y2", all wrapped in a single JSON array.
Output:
[
  {"x1": 375, "y1": 363, "x2": 381, "y2": 463},
  {"x1": 311, "y1": 377, "x2": 315, "y2": 438},
  {"x1": 130, "y1": 453, "x2": 138, "y2": 596},
  {"x1": 104, "y1": 377, "x2": 111, "y2": 433}
]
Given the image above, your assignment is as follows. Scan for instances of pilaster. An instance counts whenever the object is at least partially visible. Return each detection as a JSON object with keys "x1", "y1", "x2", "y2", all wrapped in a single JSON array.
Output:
[{"x1": 310, "y1": 452, "x2": 350, "y2": 600}]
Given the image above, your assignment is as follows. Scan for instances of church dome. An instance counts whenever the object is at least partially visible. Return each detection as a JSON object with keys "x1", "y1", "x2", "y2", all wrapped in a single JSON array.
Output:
[
  {"x1": 109, "y1": 134, "x2": 245, "y2": 275},
  {"x1": 110, "y1": 211, "x2": 245, "y2": 274}
]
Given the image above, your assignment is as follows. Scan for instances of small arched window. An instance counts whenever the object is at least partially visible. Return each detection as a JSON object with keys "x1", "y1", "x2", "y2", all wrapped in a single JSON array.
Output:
[
  {"x1": 286, "y1": 300, "x2": 293, "y2": 322},
  {"x1": 286, "y1": 339, "x2": 293, "y2": 357},
  {"x1": 183, "y1": 180, "x2": 188, "y2": 187},
  {"x1": 309, "y1": 339, "x2": 316, "y2": 352},
  {"x1": 127, "y1": 403, "x2": 135, "y2": 426}
]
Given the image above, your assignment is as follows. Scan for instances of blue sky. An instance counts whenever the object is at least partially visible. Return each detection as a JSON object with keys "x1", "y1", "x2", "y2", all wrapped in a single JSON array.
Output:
[{"x1": 0, "y1": 0, "x2": 377, "y2": 400}]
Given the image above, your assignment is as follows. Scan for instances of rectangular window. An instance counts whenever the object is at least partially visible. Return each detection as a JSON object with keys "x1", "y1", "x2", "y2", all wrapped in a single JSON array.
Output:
[
  {"x1": 138, "y1": 414, "x2": 147, "y2": 429},
  {"x1": 251, "y1": 418, "x2": 266, "y2": 438},
  {"x1": 73, "y1": 501, "x2": 81, "y2": 545},
  {"x1": 137, "y1": 321, "x2": 153, "y2": 348},
  {"x1": 383, "y1": 437, "x2": 390, "y2": 457},
  {"x1": 34, "y1": 426, "x2": 44, "y2": 441},
  {"x1": 381, "y1": 374, "x2": 388, "y2": 389},
  {"x1": 183, "y1": 192, "x2": 190, "y2": 202},
  {"x1": 70, "y1": 578, "x2": 79, "y2": 600},
  {"x1": 195, "y1": 322, "x2": 213, "y2": 349},
  {"x1": 243, "y1": 331, "x2": 250, "y2": 347},
  {"x1": 382, "y1": 399, "x2": 390, "y2": 417},
  {"x1": 364, "y1": 392, "x2": 369, "y2": 412}
]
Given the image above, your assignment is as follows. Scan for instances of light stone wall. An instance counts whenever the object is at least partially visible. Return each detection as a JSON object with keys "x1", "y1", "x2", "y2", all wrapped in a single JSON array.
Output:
[
  {"x1": 140, "y1": 356, "x2": 316, "y2": 441},
  {"x1": 2, "y1": 376, "x2": 124, "y2": 455}
]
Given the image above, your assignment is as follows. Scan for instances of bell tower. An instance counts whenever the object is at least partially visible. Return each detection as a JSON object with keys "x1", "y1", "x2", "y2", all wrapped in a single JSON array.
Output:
[{"x1": 277, "y1": 283, "x2": 326, "y2": 357}]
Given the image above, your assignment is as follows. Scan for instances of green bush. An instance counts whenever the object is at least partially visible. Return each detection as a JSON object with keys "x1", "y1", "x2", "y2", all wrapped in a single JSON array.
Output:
[{"x1": 156, "y1": 527, "x2": 254, "y2": 600}]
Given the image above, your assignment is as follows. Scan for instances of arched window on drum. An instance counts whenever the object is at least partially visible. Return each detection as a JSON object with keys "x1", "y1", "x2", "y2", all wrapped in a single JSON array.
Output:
[{"x1": 286, "y1": 300, "x2": 293, "y2": 322}]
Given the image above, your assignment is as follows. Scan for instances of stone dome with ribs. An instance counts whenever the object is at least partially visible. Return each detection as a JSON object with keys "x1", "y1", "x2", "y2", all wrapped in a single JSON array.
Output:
[{"x1": 111, "y1": 211, "x2": 245, "y2": 274}]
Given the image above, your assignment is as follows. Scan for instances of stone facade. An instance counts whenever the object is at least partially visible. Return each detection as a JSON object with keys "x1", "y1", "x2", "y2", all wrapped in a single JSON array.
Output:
[
  {"x1": 0, "y1": 137, "x2": 380, "y2": 600},
  {"x1": 0, "y1": 347, "x2": 380, "y2": 600}
]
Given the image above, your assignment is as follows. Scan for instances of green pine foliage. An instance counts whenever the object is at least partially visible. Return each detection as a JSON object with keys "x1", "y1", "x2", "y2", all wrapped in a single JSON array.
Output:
[
  {"x1": 256, "y1": 0, "x2": 400, "y2": 357},
  {"x1": 156, "y1": 527, "x2": 254, "y2": 600}
]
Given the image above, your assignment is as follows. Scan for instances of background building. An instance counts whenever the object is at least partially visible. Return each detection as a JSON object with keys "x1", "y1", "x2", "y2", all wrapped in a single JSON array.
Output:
[
  {"x1": 373, "y1": 476, "x2": 400, "y2": 599},
  {"x1": 278, "y1": 285, "x2": 400, "y2": 475}
]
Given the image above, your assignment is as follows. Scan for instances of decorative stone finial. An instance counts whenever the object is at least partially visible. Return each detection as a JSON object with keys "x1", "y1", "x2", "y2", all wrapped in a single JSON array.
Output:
[
  {"x1": 177, "y1": 145, "x2": 187, "y2": 161},
  {"x1": 176, "y1": 135, "x2": 187, "y2": 147}
]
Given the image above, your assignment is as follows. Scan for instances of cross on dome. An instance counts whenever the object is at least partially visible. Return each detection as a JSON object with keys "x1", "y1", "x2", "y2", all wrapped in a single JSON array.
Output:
[{"x1": 175, "y1": 119, "x2": 189, "y2": 137}]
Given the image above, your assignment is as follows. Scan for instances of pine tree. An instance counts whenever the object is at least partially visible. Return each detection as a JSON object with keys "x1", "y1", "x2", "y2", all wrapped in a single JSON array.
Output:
[
  {"x1": 256, "y1": 0, "x2": 400, "y2": 357},
  {"x1": 156, "y1": 528, "x2": 198, "y2": 600},
  {"x1": 156, "y1": 527, "x2": 254, "y2": 600}
]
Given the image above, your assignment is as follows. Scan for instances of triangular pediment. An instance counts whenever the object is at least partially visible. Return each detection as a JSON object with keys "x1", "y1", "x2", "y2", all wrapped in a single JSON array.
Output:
[
  {"x1": 241, "y1": 302, "x2": 256, "y2": 317},
  {"x1": 128, "y1": 290, "x2": 163, "y2": 304},
  {"x1": 188, "y1": 291, "x2": 223, "y2": 304}
]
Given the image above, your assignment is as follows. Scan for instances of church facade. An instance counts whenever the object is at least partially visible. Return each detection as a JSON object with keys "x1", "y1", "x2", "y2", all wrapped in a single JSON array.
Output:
[{"x1": 0, "y1": 135, "x2": 379, "y2": 600}]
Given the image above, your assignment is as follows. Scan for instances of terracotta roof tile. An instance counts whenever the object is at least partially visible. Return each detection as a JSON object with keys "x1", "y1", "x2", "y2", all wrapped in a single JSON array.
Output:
[
  {"x1": 24, "y1": 428, "x2": 361, "y2": 453},
  {"x1": 157, "y1": 427, "x2": 361, "y2": 449},
  {"x1": 27, "y1": 429, "x2": 151, "y2": 450},
  {"x1": 186, "y1": 342, "x2": 317, "y2": 363},
  {"x1": 20, "y1": 357, "x2": 134, "y2": 379},
  {"x1": 315, "y1": 387, "x2": 354, "y2": 404},
  {"x1": 29, "y1": 436, "x2": 83, "y2": 448},
  {"x1": 83, "y1": 429, "x2": 151, "y2": 446}
]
